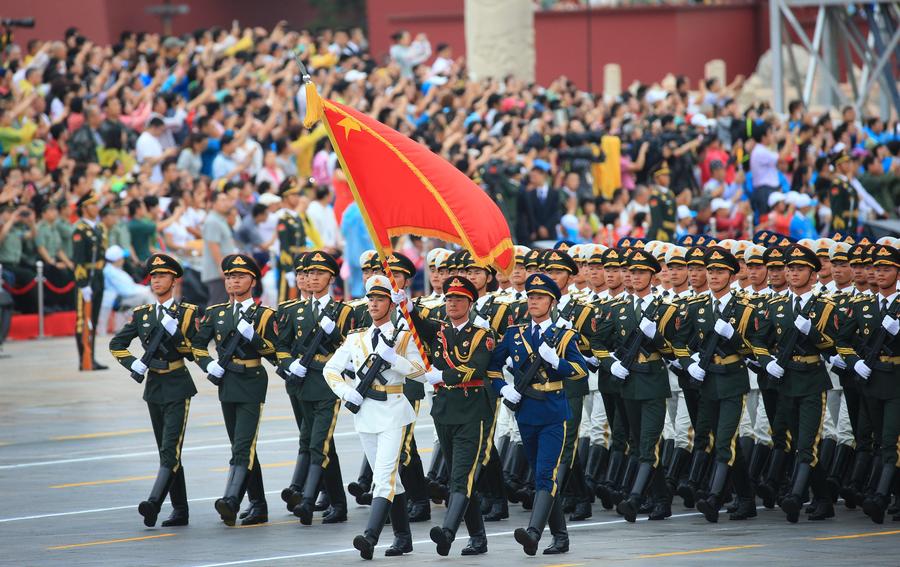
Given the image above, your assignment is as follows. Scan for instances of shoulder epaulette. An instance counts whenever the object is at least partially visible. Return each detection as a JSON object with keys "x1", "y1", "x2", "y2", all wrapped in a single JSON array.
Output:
[
  {"x1": 133, "y1": 304, "x2": 151, "y2": 312},
  {"x1": 207, "y1": 302, "x2": 230, "y2": 310},
  {"x1": 687, "y1": 295, "x2": 709, "y2": 303},
  {"x1": 769, "y1": 295, "x2": 790, "y2": 304},
  {"x1": 347, "y1": 327, "x2": 368, "y2": 335}
]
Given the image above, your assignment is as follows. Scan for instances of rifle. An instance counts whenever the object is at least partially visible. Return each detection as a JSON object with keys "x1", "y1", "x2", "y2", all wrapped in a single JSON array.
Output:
[
  {"x1": 504, "y1": 325, "x2": 564, "y2": 412},
  {"x1": 770, "y1": 297, "x2": 819, "y2": 385},
  {"x1": 131, "y1": 305, "x2": 176, "y2": 383},
  {"x1": 208, "y1": 304, "x2": 259, "y2": 386},
  {"x1": 345, "y1": 323, "x2": 405, "y2": 414},
  {"x1": 475, "y1": 295, "x2": 495, "y2": 326},
  {"x1": 280, "y1": 300, "x2": 339, "y2": 386},
  {"x1": 617, "y1": 297, "x2": 663, "y2": 371},
  {"x1": 697, "y1": 297, "x2": 739, "y2": 371},
  {"x1": 861, "y1": 301, "x2": 899, "y2": 370}
]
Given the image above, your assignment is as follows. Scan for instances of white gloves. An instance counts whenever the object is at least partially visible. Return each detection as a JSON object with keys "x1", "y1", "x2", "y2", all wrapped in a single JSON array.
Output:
[
  {"x1": 80, "y1": 286, "x2": 92, "y2": 302},
  {"x1": 854, "y1": 360, "x2": 871, "y2": 379},
  {"x1": 766, "y1": 360, "x2": 784, "y2": 378},
  {"x1": 688, "y1": 362, "x2": 706, "y2": 381},
  {"x1": 130, "y1": 359, "x2": 148, "y2": 375},
  {"x1": 585, "y1": 355, "x2": 599, "y2": 367},
  {"x1": 285, "y1": 271, "x2": 296, "y2": 288},
  {"x1": 504, "y1": 356, "x2": 513, "y2": 369},
  {"x1": 424, "y1": 368, "x2": 444, "y2": 386},
  {"x1": 555, "y1": 317, "x2": 573, "y2": 330},
  {"x1": 671, "y1": 359, "x2": 683, "y2": 370},
  {"x1": 611, "y1": 360, "x2": 629, "y2": 380},
  {"x1": 237, "y1": 318, "x2": 255, "y2": 340},
  {"x1": 343, "y1": 388, "x2": 364, "y2": 406},
  {"x1": 376, "y1": 341, "x2": 397, "y2": 365},
  {"x1": 289, "y1": 359, "x2": 307, "y2": 378},
  {"x1": 691, "y1": 352, "x2": 701, "y2": 363},
  {"x1": 538, "y1": 342, "x2": 560, "y2": 369},
  {"x1": 207, "y1": 360, "x2": 225, "y2": 378},
  {"x1": 639, "y1": 317, "x2": 657, "y2": 339},
  {"x1": 473, "y1": 315, "x2": 491, "y2": 330},
  {"x1": 829, "y1": 354, "x2": 847, "y2": 370},
  {"x1": 320, "y1": 315, "x2": 336, "y2": 334},
  {"x1": 391, "y1": 289, "x2": 407, "y2": 304},
  {"x1": 714, "y1": 319, "x2": 734, "y2": 339},
  {"x1": 161, "y1": 312, "x2": 178, "y2": 336},
  {"x1": 794, "y1": 315, "x2": 812, "y2": 336},
  {"x1": 882, "y1": 316, "x2": 899, "y2": 336},
  {"x1": 500, "y1": 384, "x2": 522, "y2": 404}
]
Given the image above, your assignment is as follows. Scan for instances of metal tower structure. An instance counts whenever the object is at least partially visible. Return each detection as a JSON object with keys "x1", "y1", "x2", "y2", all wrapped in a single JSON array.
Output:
[{"x1": 769, "y1": 0, "x2": 900, "y2": 118}]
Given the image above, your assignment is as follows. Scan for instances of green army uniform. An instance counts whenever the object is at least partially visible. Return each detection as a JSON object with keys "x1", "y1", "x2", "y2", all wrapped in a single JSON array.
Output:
[
  {"x1": 276, "y1": 251, "x2": 355, "y2": 525},
  {"x1": 54, "y1": 216, "x2": 74, "y2": 258},
  {"x1": 836, "y1": 244, "x2": 900, "y2": 523},
  {"x1": 647, "y1": 165, "x2": 677, "y2": 241},
  {"x1": 72, "y1": 192, "x2": 106, "y2": 371},
  {"x1": 276, "y1": 179, "x2": 306, "y2": 303},
  {"x1": 829, "y1": 172, "x2": 857, "y2": 234},
  {"x1": 749, "y1": 244, "x2": 838, "y2": 522},
  {"x1": 109, "y1": 253, "x2": 197, "y2": 527},
  {"x1": 191, "y1": 254, "x2": 278, "y2": 526}
]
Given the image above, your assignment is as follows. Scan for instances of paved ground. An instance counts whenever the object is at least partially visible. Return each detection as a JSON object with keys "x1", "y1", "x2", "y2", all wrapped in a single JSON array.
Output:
[{"x1": 0, "y1": 336, "x2": 897, "y2": 567}]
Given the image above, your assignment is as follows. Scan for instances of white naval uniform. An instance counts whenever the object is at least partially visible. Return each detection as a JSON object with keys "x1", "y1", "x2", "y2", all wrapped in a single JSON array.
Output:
[
  {"x1": 820, "y1": 284, "x2": 854, "y2": 446},
  {"x1": 580, "y1": 290, "x2": 610, "y2": 448},
  {"x1": 662, "y1": 288, "x2": 693, "y2": 451},
  {"x1": 739, "y1": 286, "x2": 774, "y2": 446},
  {"x1": 324, "y1": 321, "x2": 426, "y2": 500}
]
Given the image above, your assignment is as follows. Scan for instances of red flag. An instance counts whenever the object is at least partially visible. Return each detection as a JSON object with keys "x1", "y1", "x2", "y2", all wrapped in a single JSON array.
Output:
[{"x1": 310, "y1": 97, "x2": 514, "y2": 272}]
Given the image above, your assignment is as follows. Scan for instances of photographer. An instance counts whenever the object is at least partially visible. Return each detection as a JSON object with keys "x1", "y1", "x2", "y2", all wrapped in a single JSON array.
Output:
[{"x1": 556, "y1": 131, "x2": 604, "y2": 199}]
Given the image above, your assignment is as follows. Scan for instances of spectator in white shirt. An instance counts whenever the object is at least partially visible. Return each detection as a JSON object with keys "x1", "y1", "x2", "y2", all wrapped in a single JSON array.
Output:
[
  {"x1": 306, "y1": 185, "x2": 343, "y2": 253},
  {"x1": 750, "y1": 122, "x2": 794, "y2": 216},
  {"x1": 135, "y1": 117, "x2": 174, "y2": 183}
]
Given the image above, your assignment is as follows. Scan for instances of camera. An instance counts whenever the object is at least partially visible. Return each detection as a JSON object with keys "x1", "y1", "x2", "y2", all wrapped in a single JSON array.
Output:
[{"x1": 2, "y1": 18, "x2": 35, "y2": 28}]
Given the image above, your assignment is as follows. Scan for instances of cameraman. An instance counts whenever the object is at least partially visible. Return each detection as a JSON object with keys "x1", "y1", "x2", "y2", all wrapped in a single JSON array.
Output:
[
  {"x1": 556, "y1": 131, "x2": 604, "y2": 199},
  {"x1": 481, "y1": 158, "x2": 522, "y2": 239}
]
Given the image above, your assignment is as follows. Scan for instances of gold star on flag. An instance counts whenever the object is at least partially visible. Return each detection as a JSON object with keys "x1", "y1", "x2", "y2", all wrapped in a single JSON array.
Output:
[{"x1": 337, "y1": 116, "x2": 362, "y2": 140}]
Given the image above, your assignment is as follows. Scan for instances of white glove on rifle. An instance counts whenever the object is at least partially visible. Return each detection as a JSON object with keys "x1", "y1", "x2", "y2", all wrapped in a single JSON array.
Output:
[
  {"x1": 882, "y1": 316, "x2": 899, "y2": 336},
  {"x1": 343, "y1": 388, "x2": 364, "y2": 406},
  {"x1": 854, "y1": 360, "x2": 872, "y2": 379},
  {"x1": 207, "y1": 360, "x2": 225, "y2": 378},
  {"x1": 473, "y1": 315, "x2": 491, "y2": 330},
  {"x1": 80, "y1": 286, "x2": 92, "y2": 302},
  {"x1": 319, "y1": 315, "x2": 336, "y2": 334},
  {"x1": 130, "y1": 359, "x2": 148, "y2": 375},
  {"x1": 237, "y1": 318, "x2": 255, "y2": 340},
  {"x1": 611, "y1": 360, "x2": 629, "y2": 380},
  {"x1": 794, "y1": 315, "x2": 812, "y2": 336},
  {"x1": 829, "y1": 354, "x2": 847, "y2": 370},
  {"x1": 289, "y1": 359, "x2": 307, "y2": 378},
  {"x1": 538, "y1": 341, "x2": 560, "y2": 369},
  {"x1": 639, "y1": 317, "x2": 657, "y2": 339},
  {"x1": 391, "y1": 289, "x2": 407, "y2": 304},
  {"x1": 555, "y1": 317, "x2": 573, "y2": 330},
  {"x1": 161, "y1": 312, "x2": 178, "y2": 336},
  {"x1": 376, "y1": 341, "x2": 397, "y2": 365},
  {"x1": 424, "y1": 368, "x2": 444, "y2": 386},
  {"x1": 500, "y1": 384, "x2": 522, "y2": 404},
  {"x1": 714, "y1": 319, "x2": 734, "y2": 339},
  {"x1": 688, "y1": 362, "x2": 706, "y2": 381},
  {"x1": 766, "y1": 360, "x2": 784, "y2": 378}
]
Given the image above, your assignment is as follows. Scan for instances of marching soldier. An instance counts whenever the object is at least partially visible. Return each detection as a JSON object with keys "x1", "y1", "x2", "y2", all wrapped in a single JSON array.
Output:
[
  {"x1": 191, "y1": 254, "x2": 278, "y2": 526},
  {"x1": 669, "y1": 246, "x2": 757, "y2": 522},
  {"x1": 279, "y1": 251, "x2": 354, "y2": 525},
  {"x1": 828, "y1": 148, "x2": 858, "y2": 233},
  {"x1": 324, "y1": 275, "x2": 427, "y2": 559},
  {"x1": 750, "y1": 244, "x2": 837, "y2": 522},
  {"x1": 109, "y1": 253, "x2": 198, "y2": 527},
  {"x1": 276, "y1": 177, "x2": 308, "y2": 303},
  {"x1": 837, "y1": 244, "x2": 900, "y2": 523},
  {"x1": 489, "y1": 273, "x2": 587, "y2": 556},
  {"x1": 73, "y1": 191, "x2": 107, "y2": 371},
  {"x1": 597, "y1": 249, "x2": 678, "y2": 522},
  {"x1": 647, "y1": 164, "x2": 677, "y2": 241}
]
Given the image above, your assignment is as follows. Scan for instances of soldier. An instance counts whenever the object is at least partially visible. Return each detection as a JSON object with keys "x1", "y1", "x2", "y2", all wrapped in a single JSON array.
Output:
[
  {"x1": 73, "y1": 191, "x2": 107, "y2": 371},
  {"x1": 324, "y1": 275, "x2": 427, "y2": 559},
  {"x1": 489, "y1": 274, "x2": 587, "y2": 556},
  {"x1": 109, "y1": 253, "x2": 198, "y2": 527},
  {"x1": 750, "y1": 244, "x2": 837, "y2": 522},
  {"x1": 190, "y1": 254, "x2": 278, "y2": 526},
  {"x1": 686, "y1": 246, "x2": 710, "y2": 295},
  {"x1": 647, "y1": 164, "x2": 677, "y2": 241},
  {"x1": 279, "y1": 251, "x2": 354, "y2": 525},
  {"x1": 827, "y1": 148, "x2": 858, "y2": 233},
  {"x1": 837, "y1": 244, "x2": 900, "y2": 524},
  {"x1": 405, "y1": 276, "x2": 496, "y2": 556},
  {"x1": 276, "y1": 177, "x2": 308, "y2": 303},
  {"x1": 598, "y1": 249, "x2": 679, "y2": 522},
  {"x1": 670, "y1": 247, "x2": 756, "y2": 522}
]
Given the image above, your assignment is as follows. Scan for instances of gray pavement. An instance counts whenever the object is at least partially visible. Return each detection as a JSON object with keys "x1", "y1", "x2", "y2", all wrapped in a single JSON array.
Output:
[{"x1": 0, "y1": 336, "x2": 896, "y2": 567}]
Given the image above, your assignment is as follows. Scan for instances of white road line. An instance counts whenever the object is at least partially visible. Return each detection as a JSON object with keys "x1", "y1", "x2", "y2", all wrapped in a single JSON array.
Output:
[
  {"x1": 183, "y1": 510, "x2": 717, "y2": 567},
  {"x1": 0, "y1": 426, "x2": 433, "y2": 470}
]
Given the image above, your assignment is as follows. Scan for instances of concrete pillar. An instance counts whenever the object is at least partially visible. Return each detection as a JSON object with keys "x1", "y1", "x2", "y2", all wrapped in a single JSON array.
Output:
[
  {"x1": 603, "y1": 63, "x2": 621, "y2": 102},
  {"x1": 464, "y1": 0, "x2": 535, "y2": 82}
]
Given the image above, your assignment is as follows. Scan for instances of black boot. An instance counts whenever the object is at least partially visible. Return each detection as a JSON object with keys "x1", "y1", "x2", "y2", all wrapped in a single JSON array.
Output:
[
  {"x1": 738, "y1": 437, "x2": 755, "y2": 464},
  {"x1": 293, "y1": 463, "x2": 324, "y2": 525},
  {"x1": 514, "y1": 490, "x2": 554, "y2": 556},
  {"x1": 660, "y1": 439, "x2": 675, "y2": 473},
  {"x1": 697, "y1": 461, "x2": 729, "y2": 523},
  {"x1": 585, "y1": 445, "x2": 608, "y2": 495},
  {"x1": 348, "y1": 457, "x2": 373, "y2": 504},
  {"x1": 482, "y1": 453, "x2": 508, "y2": 521},
  {"x1": 781, "y1": 462, "x2": 811, "y2": 523},
  {"x1": 281, "y1": 452, "x2": 310, "y2": 512},
  {"x1": 518, "y1": 466, "x2": 535, "y2": 509},
  {"x1": 648, "y1": 469, "x2": 672, "y2": 520},
  {"x1": 139, "y1": 466, "x2": 175, "y2": 527},
  {"x1": 617, "y1": 463, "x2": 654, "y2": 523},
  {"x1": 240, "y1": 460, "x2": 268, "y2": 525},
  {"x1": 730, "y1": 497, "x2": 757, "y2": 520},
  {"x1": 817, "y1": 439, "x2": 837, "y2": 484},
  {"x1": 401, "y1": 458, "x2": 431, "y2": 522},
  {"x1": 677, "y1": 450, "x2": 709, "y2": 508},
  {"x1": 747, "y1": 443, "x2": 771, "y2": 487},
  {"x1": 431, "y1": 491, "x2": 468, "y2": 556},
  {"x1": 597, "y1": 450, "x2": 624, "y2": 510},
  {"x1": 615, "y1": 454, "x2": 639, "y2": 506},
  {"x1": 827, "y1": 444, "x2": 852, "y2": 499},
  {"x1": 729, "y1": 453, "x2": 757, "y2": 521},
  {"x1": 862, "y1": 463, "x2": 895, "y2": 524},
  {"x1": 353, "y1": 496, "x2": 391, "y2": 560},
  {"x1": 506, "y1": 443, "x2": 528, "y2": 502},
  {"x1": 322, "y1": 460, "x2": 348, "y2": 524},
  {"x1": 484, "y1": 495, "x2": 509, "y2": 522},
  {"x1": 543, "y1": 496, "x2": 569, "y2": 555},
  {"x1": 215, "y1": 465, "x2": 249, "y2": 526},
  {"x1": 161, "y1": 467, "x2": 189, "y2": 527},
  {"x1": 426, "y1": 443, "x2": 445, "y2": 503},
  {"x1": 665, "y1": 447, "x2": 689, "y2": 495},
  {"x1": 758, "y1": 449, "x2": 787, "y2": 509},
  {"x1": 461, "y1": 493, "x2": 488, "y2": 555},
  {"x1": 385, "y1": 492, "x2": 413, "y2": 556}
]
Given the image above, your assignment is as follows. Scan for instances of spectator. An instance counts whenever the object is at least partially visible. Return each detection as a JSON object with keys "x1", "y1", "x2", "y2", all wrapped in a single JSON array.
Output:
[
  {"x1": 100, "y1": 245, "x2": 155, "y2": 334},
  {"x1": 135, "y1": 117, "x2": 174, "y2": 183},
  {"x1": 35, "y1": 202, "x2": 74, "y2": 310},
  {"x1": 389, "y1": 31, "x2": 432, "y2": 78},
  {"x1": 0, "y1": 205, "x2": 38, "y2": 312},
  {"x1": 518, "y1": 164, "x2": 561, "y2": 245},
  {"x1": 235, "y1": 203, "x2": 277, "y2": 266},
  {"x1": 176, "y1": 133, "x2": 206, "y2": 179},
  {"x1": 68, "y1": 104, "x2": 102, "y2": 164},
  {"x1": 201, "y1": 190, "x2": 237, "y2": 305},
  {"x1": 306, "y1": 184, "x2": 342, "y2": 254},
  {"x1": 127, "y1": 198, "x2": 158, "y2": 263},
  {"x1": 750, "y1": 122, "x2": 794, "y2": 216}
]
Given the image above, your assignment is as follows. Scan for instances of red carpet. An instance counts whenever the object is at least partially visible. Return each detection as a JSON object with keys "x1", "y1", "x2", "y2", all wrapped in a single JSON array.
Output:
[{"x1": 9, "y1": 311, "x2": 76, "y2": 340}]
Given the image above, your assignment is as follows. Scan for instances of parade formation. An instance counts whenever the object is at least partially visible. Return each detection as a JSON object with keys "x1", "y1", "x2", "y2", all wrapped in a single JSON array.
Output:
[{"x1": 105, "y1": 227, "x2": 900, "y2": 559}]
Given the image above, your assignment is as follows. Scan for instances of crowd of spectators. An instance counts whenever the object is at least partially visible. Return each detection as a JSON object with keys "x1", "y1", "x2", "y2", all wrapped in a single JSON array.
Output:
[{"x1": 0, "y1": 22, "x2": 899, "y2": 324}]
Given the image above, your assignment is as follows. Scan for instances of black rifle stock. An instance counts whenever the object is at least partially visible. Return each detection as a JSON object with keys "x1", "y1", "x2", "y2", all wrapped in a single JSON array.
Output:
[
  {"x1": 131, "y1": 305, "x2": 177, "y2": 383},
  {"x1": 208, "y1": 305, "x2": 259, "y2": 386},
  {"x1": 345, "y1": 324, "x2": 404, "y2": 414}
]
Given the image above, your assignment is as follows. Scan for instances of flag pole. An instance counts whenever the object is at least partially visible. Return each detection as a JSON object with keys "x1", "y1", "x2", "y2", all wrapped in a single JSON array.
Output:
[{"x1": 298, "y1": 69, "x2": 431, "y2": 370}]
